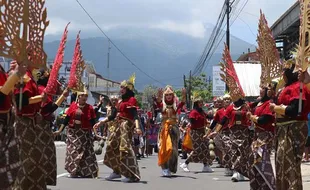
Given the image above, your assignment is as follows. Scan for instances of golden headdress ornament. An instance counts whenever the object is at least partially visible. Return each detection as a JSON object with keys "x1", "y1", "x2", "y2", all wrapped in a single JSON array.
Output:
[
  {"x1": 163, "y1": 85, "x2": 174, "y2": 95},
  {"x1": 192, "y1": 91, "x2": 203, "y2": 102},
  {"x1": 256, "y1": 10, "x2": 282, "y2": 88},
  {"x1": 297, "y1": 0, "x2": 310, "y2": 72},
  {"x1": 76, "y1": 84, "x2": 88, "y2": 96},
  {"x1": 121, "y1": 73, "x2": 136, "y2": 91}
]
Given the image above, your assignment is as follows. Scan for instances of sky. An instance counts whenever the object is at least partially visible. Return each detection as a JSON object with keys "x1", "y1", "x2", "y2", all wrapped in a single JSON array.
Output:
[{"x1": 45, "y1": 0, "x2": 297, "y2": 44}]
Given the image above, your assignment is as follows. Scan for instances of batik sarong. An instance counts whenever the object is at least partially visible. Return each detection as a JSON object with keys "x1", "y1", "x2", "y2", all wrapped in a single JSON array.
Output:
[
  {"x1": 158, "y1": 119, "x2": 179, "y2": 173},
  {"x1": 186, "y1": 128, "x2": 212, "y2": 165},
  {"x1": 0, "y1": 113, "x2": 20, "y2": 190},
  {"x1": 65, "y1": 127, "x2": 98, "y2": 178},
  {"x1": 14, "y1": 116, "x2": 47, "y2": 190},
  {"x1": 41, "y1": 120, "x2": 56, "y2": 186},
  {"x1": 218, "y1": 128, "x2": 232, "y2": 169},
  {"x1": 104, "y1": 121, "x2": 122, "y2": 175},
  {"x1": 118, "y1": 119, "x2": 140, "y2": 180},
  {"x1": 229, "y1": 125, "x2": 251, "y2": 178},
  {"x1": 249, "y1": 129, "x2": 275, "y2": 190},
  {"x1": 275, "y1": 121, "x2": 307, "y2": 190}
]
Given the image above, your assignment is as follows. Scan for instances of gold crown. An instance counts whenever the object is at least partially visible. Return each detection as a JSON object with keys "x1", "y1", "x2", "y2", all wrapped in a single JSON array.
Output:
[
  {"x1": 163, "y1": 85, "x2": 174, "y2": 95},
  {"x1": 77, "y1": 85, "x2": 88, "y2": 96},
  {"x1": 121, "y1": 73, "x2": 135, "y2": 91},
  {"x1": 192, "y1": 91, "x2": 203, "y2": 102}
]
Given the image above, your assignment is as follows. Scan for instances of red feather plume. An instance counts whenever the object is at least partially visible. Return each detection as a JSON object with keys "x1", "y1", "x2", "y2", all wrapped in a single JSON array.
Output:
[
  {"x1": 68, "y1": 31, "x2": 85, "y2": 92},
  {"x1": 44, "y1": 23, "x2": 70, "y2": 95}
]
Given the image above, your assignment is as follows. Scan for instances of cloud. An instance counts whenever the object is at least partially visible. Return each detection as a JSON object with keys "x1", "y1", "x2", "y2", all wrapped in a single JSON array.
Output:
[
  {"x1": 151, "y1": 20, "x2": 206, "y2": 38},
  {"x1": 44, "y1": 0, "x2": 297, "y2": 42}
]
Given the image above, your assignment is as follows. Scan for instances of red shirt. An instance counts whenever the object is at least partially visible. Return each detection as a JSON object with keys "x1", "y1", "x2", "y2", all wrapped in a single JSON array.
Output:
[
  {"x1": 189, "y1": 109, "x2": 206, "y2": 129},
  {"x1": 118, "y1": 97, "x2": 138, "y2": 120},
  {"x1": 254, "y1": 100, "x2": 275, "y2": 132},
  {"x1": 277, "y1": 81, "x2": 310, "y2": 120},
  {"x1": 213, "y1": 107, "x2": 228, "y2": 129},
  {"x1": 0, "y1": 71, "x2": 11, "y2": 112},
  {"x1": 38, "y1": 85, "x2": 54, "y2": 120},
  {"x1": 66, "y1": 102, "x2": 96, "y2": 130},
  {"x1": 225, "y1": 104, "x2": 250, "y2": 128},
  {"x1": 14, "y1": 71, "x2": 40, "y2": 116}
]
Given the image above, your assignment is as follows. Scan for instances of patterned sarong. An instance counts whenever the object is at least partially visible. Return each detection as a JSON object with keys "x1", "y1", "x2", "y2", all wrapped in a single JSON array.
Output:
[
  {"x1": 158, "y1": 119, "x2": 179, "y2": 173},
  {"x1": 186, "y1": 128, "x2": 212, "y2": 165},
  {"x1": 41, "y1": 120, "x2": 56, "y2": 186},
  {"x1": 249, "y1": 130, "x2": 275, "y2": 190},
  {"x1": 0, "y1": 113, "x2": 20, "y2": 190},
  {"x1": 218, "y1": 128, "x2": 232, "y2": 169},
  {"x1": 104, "y1": 121, "x2": 122, "y2": 174},
  {"x1": 119, "y1": 119, "x2": 140, "y2": 180},
  {"x1": 65, "y1": 127, "x2": 98, "y2": 178},
  {"x1": 14, "y1": 116, "x2": 47, "y2": 190},
  {"x1": 229, "y1": 125, "x2": 251, "y2": 178},
  {"x1": 275, "y1": 121, "x2": 307, "y2": 190}
]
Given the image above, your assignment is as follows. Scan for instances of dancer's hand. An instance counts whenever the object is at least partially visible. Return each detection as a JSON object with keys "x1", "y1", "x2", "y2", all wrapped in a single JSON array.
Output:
[
  {"x1": 53, "y1": 130, "x2": 61, "y2": 137},
  {"x1": 93, "y1": 122, "x2": 103, "y2": 129},
  {"x1": 269, "y1": 103, "x2": 275, "y2": 112},
  {"x1": 136, "y1": 128, "x2": 142, "y2": 135},
  {"x1": 207, "y1": 131, "x2": 217, "y2": 139},
  {"x1": 246, "y1": 112, "x2": 252, "y2": 119}
]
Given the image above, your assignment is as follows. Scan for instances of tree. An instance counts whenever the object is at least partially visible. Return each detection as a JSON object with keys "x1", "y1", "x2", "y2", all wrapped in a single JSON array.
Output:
[
  {"x1": 142, "y1": 85, "x2": 158, "y2": 109},
  {"x1": 186, "y1": 73, "x2": 213, "y2": 102}
]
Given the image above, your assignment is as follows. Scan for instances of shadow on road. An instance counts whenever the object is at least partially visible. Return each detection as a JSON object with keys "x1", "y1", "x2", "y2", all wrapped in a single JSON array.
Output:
[{"x1": 161, "y1": 175, "x2": 197, "y2": 179}]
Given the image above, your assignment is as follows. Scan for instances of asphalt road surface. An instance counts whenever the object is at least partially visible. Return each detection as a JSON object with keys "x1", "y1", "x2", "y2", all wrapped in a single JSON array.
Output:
[{"x1": 49, "y1": 146, "x2": 251, "y2": 190}]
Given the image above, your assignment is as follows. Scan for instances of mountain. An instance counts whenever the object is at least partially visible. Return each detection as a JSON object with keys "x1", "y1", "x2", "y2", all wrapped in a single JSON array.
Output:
[{"x1": 44, "y1": 26, "x2": 255, "y2": 90}]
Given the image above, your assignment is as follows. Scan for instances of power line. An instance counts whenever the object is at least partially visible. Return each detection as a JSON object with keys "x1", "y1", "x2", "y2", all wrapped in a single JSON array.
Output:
[
  {"x1": 75, "y1": 0, "x2": 165, "y2": 85},
  {"x1": 200, "y1": 0, "x2": 250, "y2": 72}
]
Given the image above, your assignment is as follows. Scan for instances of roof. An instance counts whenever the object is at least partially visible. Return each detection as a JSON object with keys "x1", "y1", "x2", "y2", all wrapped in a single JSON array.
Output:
[
  {"x1": 90, "y1": 72, "x2": 121, "y2": 84},
  {"x1": 236, "y1": 52, "x2": 259, "y2": 61},
  {"x1": 233, "y1": 61, "x2": 261, "y2": 97}
]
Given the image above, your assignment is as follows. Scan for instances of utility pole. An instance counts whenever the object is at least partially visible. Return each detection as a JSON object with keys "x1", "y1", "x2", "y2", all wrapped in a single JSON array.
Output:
[
  {"x1": 106, "y1": 40, "x2": 111, "y2": 96},
  {"x1": 189, "y1": 70, "x2": 192, "y2": 109},
  {"x1": 225, "y1": 0, "x2": 230, "y2": 93},
  {"x1": 183, "y1": 75, "x2": 189, "y2": 109},
  {"x1": 226, "y1": 0, "x2": 230, "y2": 50}
]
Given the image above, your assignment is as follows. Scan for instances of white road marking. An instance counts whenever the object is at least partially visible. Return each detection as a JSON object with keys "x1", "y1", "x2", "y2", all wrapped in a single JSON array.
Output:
[
  {"x1": 57, "y1": 159, "x2": 104, "y2": 178},
  {"x1": 213, "y1": 178, "x2": 219, "y2": 181}
]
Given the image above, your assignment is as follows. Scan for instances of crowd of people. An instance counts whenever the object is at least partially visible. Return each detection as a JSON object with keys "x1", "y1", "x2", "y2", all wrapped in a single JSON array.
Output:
[{"x1": 2, "y1": 2, "x2": 310, "y2": 190}]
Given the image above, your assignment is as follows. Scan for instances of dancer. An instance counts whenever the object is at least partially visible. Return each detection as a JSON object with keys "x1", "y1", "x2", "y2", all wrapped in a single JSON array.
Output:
[
  {"x1": 93, "y1": 97, "x2": 120, "y2": 180},
  {"x1": 54, "y1": 87, "x2": 98, "y2": 178},
  {"x1": 0, "y1": 63, "x2": 26, "y2": 190},
  {"x1": 37, "y1": 68, "x2": 69, "y2": 185},
  {"x1": 270, "y1": 62, "x2": 310, "y2": 189},
  {"x1": 156, "y1": 86, "x2": 186, "y2": 177},
  {"x1": 209, "y1": 44, "x2": 251, "y2": 182},
  {"x1": 94, "y1": 73, "x2": 141, "y2": 182},
  {"x1": 180, "y1": 95, "x2": 214, "y2": 173},
  {"x1": 210, "y1": 94, "x2": 233, "y2": 176}
]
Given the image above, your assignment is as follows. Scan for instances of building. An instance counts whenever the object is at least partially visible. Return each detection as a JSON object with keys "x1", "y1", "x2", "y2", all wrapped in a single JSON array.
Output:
[{"x1": 270, "y1": 1, "x2": 300, "y2": 59}]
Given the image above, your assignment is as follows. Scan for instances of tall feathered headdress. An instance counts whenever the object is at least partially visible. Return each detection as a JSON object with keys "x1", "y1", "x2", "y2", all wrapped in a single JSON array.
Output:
[
  {"x1": 296, "y1": 0, "x2": 310, "y2": 72},
  {"x1": 220, "y1": 43, "x2": 245, "y2": 102},
  {"x1": 192, "y1": 91, "x2": 203, "y2": 103},
  {"x1": 256, "y1": 10, "x2": 282, "y2": 88},
  {"x1": 121, "y1": 73, "x2": 136, "y2": 91},
  {"x1": 68, "y1": 31, "x2": 86, "y2": 92},
  {"x1": 45, "y1": 23, "x2": 70, "y2": 95},
  {"x1": 0, "y1": 0, "x2": 49, "y2": 68}
]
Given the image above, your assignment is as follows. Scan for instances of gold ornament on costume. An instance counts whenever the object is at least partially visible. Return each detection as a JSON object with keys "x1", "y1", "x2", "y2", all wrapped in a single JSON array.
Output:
[
  {"x1": 297, "y1": 0, "x2": 310, "y2": 72},
  {"x1": 77, "y1": 85, "x2": 88, "y2": 96},
  {"x1": 163, "y1": 85, "x2": 174, "y2": 95},
  {"x1": 219, "y1": 43, "x2": 245, "y2": 102},
  {"x1": 0, "y1": 0, "x2": 49, "y2": 68},
  {"x1": 121, "y1": 73, "x2": 136, "y2": 91},
  {"x1": 192, "y1": 91, "x2": 203, "y2": 102},
  {"x1": 256, "y1": 10, "x2": 282, "y2": 87}
]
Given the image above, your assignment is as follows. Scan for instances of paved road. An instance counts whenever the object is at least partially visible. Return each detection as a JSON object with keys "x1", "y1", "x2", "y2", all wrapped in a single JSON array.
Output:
[{"x1": 49, "y1": 146, "x2": 250, "y2": 190}]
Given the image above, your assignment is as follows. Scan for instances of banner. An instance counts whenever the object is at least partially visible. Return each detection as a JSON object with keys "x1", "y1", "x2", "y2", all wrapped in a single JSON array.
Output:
[{"x1": 212, "y1": 66, "x2": 226, "y2": 96}]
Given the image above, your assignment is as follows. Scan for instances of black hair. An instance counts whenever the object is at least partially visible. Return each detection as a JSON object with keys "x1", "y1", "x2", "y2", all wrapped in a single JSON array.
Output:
[
  {"x1": 260, "y1": 87, "x2": 270, "y2": 102},
  {"x1": 71, "y1": 92, "x2": 77, "y2": 103},
  {"x1": 284, "y1": 64, "x2": 298, "y2": 86},
  {"x1": 193, "y1": 101, "x2": 203, "y2": 113},
  {"x1": 121, "y1": 88, "x2": 135, "y2": 100},
  {"x1": 233, "y1": 98, "x2": 245, "y2": 107}
]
